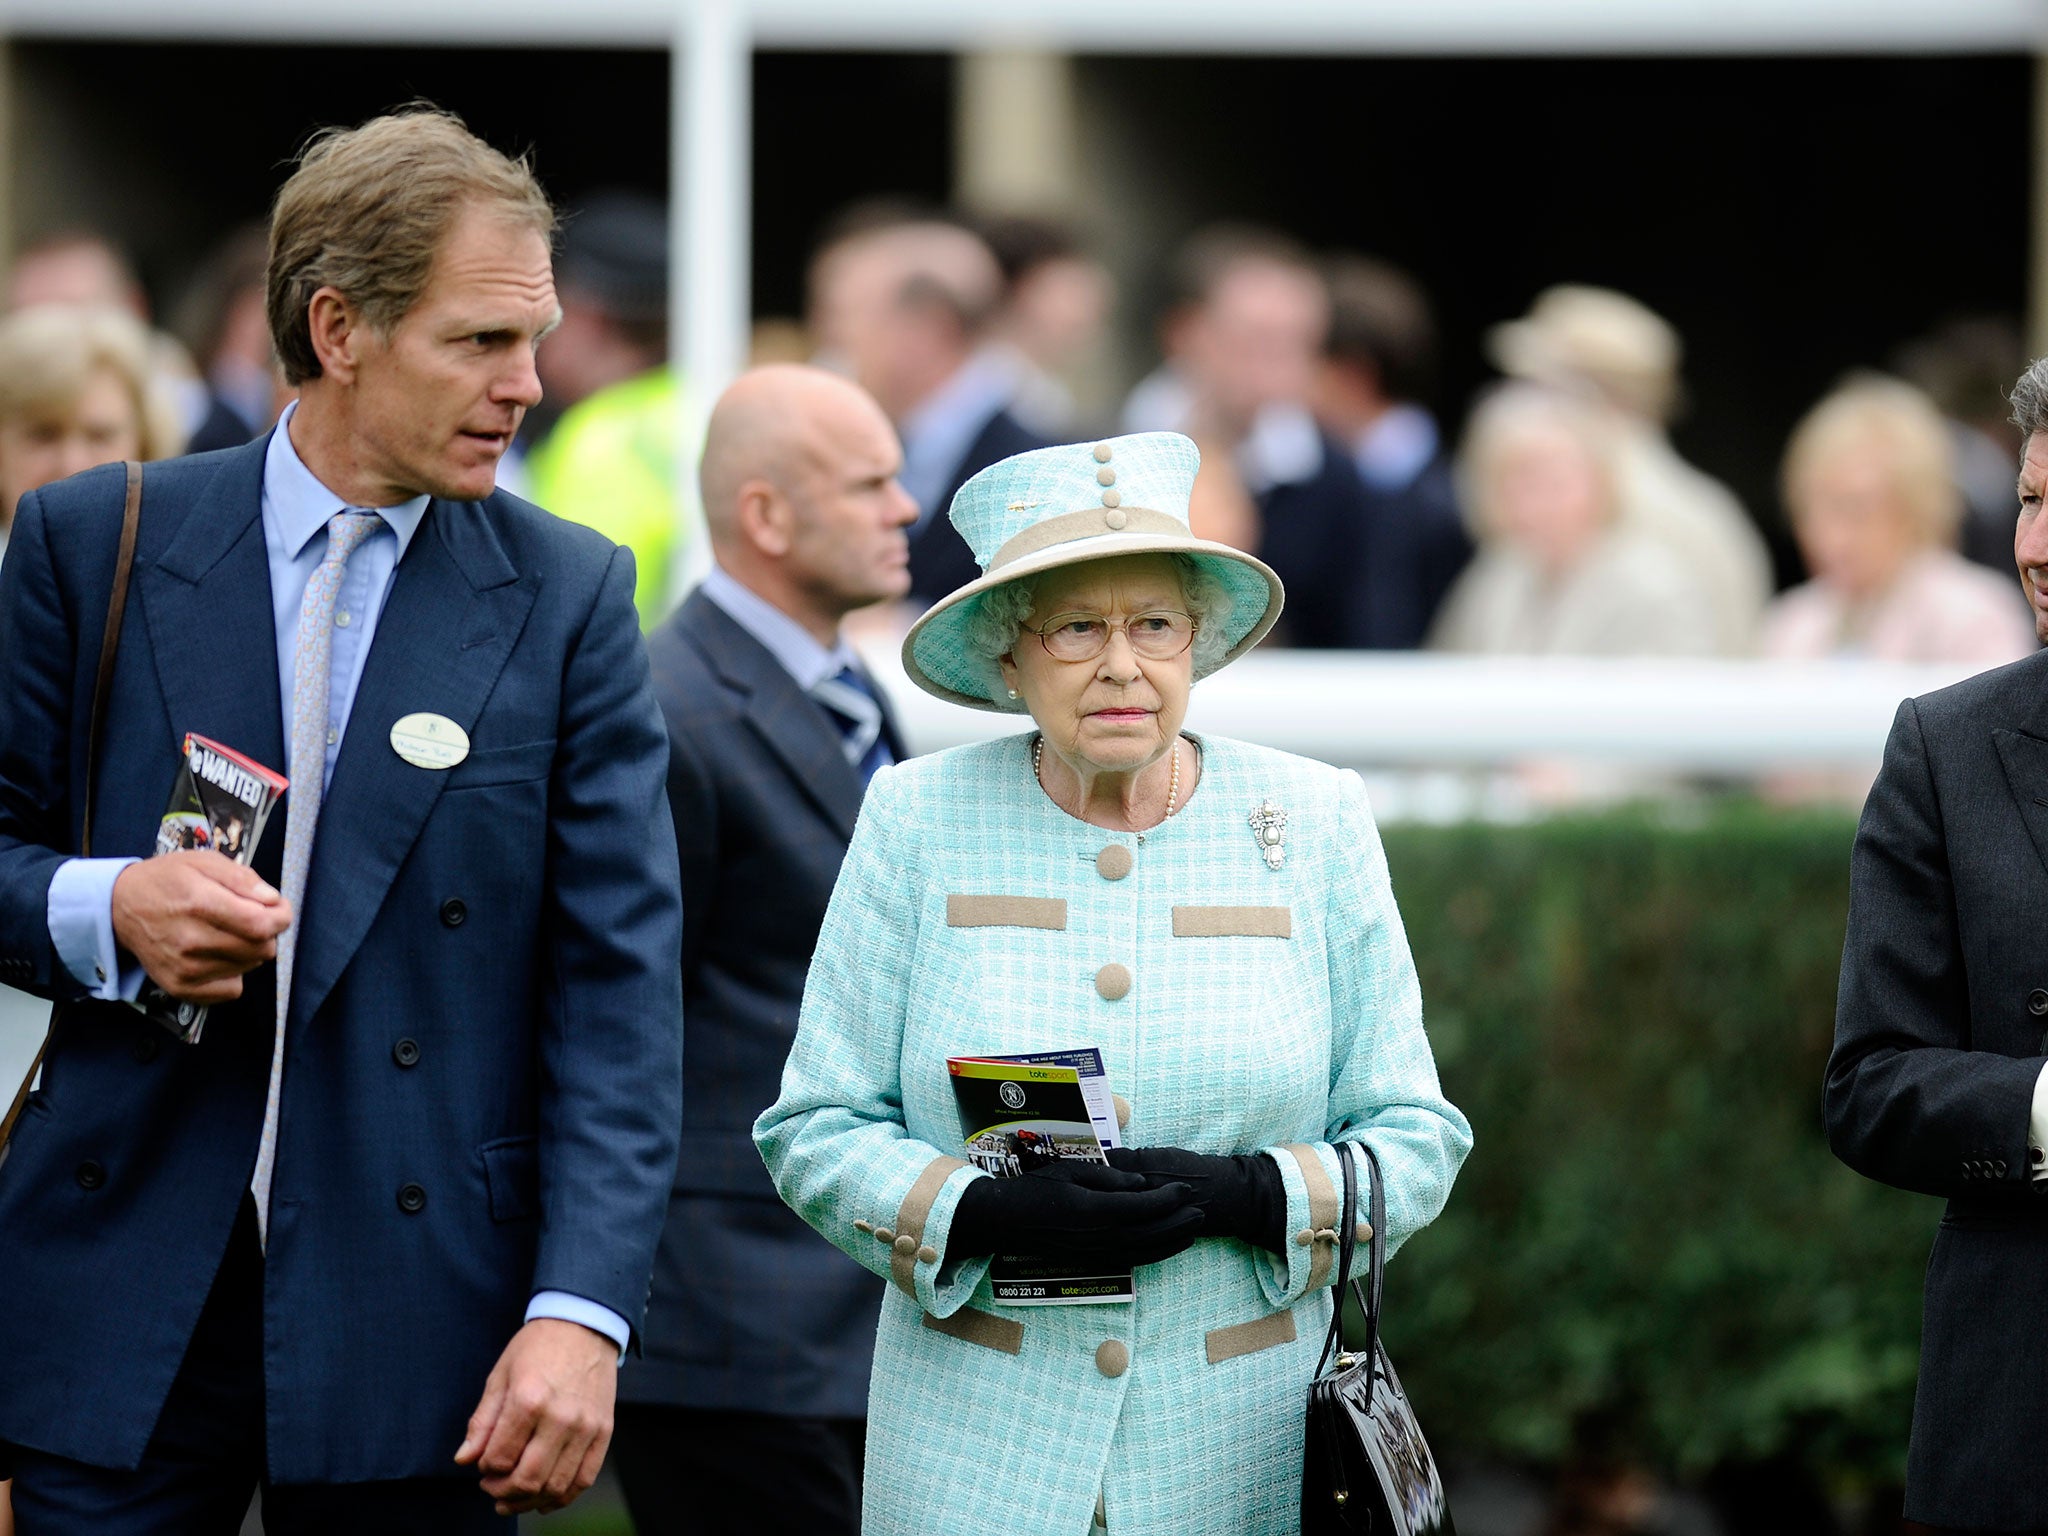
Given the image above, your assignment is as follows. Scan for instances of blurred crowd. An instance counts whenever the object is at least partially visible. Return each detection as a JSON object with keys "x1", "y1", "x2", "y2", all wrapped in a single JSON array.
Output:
[{"x1": 0, "y1": 203, "x2": 2035, "y2": 676}]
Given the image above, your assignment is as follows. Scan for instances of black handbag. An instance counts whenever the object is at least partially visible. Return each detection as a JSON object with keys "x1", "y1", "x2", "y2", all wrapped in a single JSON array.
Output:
[{"x1": 1302, "y1": 1139, "x2": 1455, "y2": 1535}]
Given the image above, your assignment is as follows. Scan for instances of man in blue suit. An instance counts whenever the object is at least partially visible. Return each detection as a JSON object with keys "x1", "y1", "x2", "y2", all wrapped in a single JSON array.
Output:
[
  {"x1": 0, "y1": 107, "x2": 682, "y2": 1532},
  {"x1": 620, "y1": 364, "x2": 913, "y2": 1535}
]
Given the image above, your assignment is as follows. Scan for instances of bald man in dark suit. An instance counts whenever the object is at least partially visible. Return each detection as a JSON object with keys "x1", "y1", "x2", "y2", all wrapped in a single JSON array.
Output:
[{"x1": 621, "y1": 365, "x2": 916, "y2": 1535}]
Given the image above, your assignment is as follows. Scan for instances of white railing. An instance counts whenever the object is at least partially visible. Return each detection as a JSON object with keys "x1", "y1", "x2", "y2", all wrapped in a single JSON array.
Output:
[
  {"x1": 4, "y1": 654, "x2": 1984, "y2": 1101},
  {"x1": 862, "y1": 647, "x2": 1986, "y2": 777}
]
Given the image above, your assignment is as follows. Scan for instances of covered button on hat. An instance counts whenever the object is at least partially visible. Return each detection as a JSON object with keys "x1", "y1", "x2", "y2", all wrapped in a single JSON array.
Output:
[{"x1": 901, "y1": 432, "x2": 1284, "y2": 712}]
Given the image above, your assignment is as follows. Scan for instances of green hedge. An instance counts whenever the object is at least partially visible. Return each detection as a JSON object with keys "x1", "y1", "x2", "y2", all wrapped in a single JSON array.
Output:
[{"x1": 1376, "y1": 809, "x2": 1933, "y2": 1485}]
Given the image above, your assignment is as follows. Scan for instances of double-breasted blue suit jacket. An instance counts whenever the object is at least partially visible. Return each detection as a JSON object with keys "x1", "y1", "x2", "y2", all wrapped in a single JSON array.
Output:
[{"x1": 0, "y1": 439, "x2": 684, "y2": 1483}]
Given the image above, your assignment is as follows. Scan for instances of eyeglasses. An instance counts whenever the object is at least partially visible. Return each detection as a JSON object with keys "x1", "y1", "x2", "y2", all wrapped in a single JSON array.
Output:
[{"x1": 1029, "y1": 610, "x2": 1197, "y2": 663}]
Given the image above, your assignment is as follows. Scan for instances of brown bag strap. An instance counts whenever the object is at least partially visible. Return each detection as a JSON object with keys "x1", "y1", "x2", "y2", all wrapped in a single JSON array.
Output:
[
  {"x1": 2, "y1": 461, "x2": 144, "y2": 1151},
  {"x1": 82, "y1": 460, "x2": 144, "y2": 858}
]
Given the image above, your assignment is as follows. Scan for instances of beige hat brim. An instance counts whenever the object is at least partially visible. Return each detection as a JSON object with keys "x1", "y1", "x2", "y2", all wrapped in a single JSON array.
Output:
[
  {"x1": 1485, "y1": 315, "x2": 1681, "y2": 419},
  {"x1": 902, "y1": 515, "x2": 1285, "y2": 712}
]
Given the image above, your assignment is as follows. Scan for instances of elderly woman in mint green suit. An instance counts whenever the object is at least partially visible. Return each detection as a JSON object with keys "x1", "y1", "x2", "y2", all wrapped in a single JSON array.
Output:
[{"x1": 755, "y1": 432, "x2": 1470, "y2": 1536}]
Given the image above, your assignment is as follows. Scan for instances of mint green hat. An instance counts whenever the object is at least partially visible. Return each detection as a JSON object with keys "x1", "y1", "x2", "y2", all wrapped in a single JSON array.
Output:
[{"x1": 902, "y1": 432, "x2": 1284, "y2": 712}]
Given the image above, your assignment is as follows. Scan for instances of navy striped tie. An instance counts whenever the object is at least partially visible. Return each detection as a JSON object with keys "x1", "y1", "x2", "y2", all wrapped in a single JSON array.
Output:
[{"x1": 811, "y1": 666, "x2": 893, "y2": 784}]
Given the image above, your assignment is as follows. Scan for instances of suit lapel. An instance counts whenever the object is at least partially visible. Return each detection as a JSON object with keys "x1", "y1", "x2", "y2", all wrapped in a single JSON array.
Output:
[
  {"x1": 682, "y1": 592, "x2": 867, "y2": 841},
  {"x1": 135, "y1": 441, "x2": 287, "y2": 795},
  {"x1": 1995, "y1": 726, "x2": 2048, "y2": 882},
  {"x1": 288, "y1": 497, "x2": 537, "y2": 1031}
]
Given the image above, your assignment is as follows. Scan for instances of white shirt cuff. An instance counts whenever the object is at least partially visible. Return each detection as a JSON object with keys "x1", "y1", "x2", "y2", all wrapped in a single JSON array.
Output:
[
  {"x1": 46, "y1": 857, "x2": 144, "y2": 1001},
  {"x1": 2030, "y1": 1062, "x2": 2048, "y2": 1181},
  {"x1": 525, "y1": 1290, "x2": 630, "y2": 1363}
]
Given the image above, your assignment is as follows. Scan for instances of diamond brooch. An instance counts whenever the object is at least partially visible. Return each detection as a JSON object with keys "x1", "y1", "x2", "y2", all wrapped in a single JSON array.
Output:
[{"x1": 1249, "y1": 800, "x2": 1287, "y2": 869}]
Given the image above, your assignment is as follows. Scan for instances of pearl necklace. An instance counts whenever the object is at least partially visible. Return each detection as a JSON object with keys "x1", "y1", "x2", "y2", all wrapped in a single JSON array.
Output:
[{"x1": 1035, "y1": 734, "x2": 1181, "y2": 822}]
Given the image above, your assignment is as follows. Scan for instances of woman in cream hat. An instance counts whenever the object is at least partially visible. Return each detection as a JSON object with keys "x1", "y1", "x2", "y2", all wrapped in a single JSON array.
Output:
[{"x1": 755, "y1": 432, "x2": 1470, "y2": 1536}]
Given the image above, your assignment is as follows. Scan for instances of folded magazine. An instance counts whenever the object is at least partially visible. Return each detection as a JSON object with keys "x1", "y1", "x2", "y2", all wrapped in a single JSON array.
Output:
[
  {"x1": 138, "y1": 733, "x2": 287, "y2": 1043},
  {"x1": 947, "y1": 1047, "x2": 1129, "y2": 1305}
]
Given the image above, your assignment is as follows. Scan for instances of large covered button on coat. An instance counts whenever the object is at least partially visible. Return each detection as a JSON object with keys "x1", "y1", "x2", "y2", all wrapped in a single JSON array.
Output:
[
  {"x1": 1095, "y1": 962, "x2": 1131, "y2": 1000},
  {"x1": 1095, "y1": 1340, "x2": 1130, "y2": 1378}
]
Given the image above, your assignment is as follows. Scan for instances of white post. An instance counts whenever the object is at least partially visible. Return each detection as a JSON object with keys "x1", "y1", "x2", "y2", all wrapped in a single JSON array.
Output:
[{"x1": 668, "y1": 0, "x2": 751, "y2": 602}]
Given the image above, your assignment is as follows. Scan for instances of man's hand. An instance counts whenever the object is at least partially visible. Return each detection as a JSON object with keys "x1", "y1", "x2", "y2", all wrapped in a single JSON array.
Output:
[
  {"x1": 110, "y1": 850, "x2": 291, "y2": 1003},
  {"x1": 454, "y1": 1318, "x2": 618, "y2": 1516}
]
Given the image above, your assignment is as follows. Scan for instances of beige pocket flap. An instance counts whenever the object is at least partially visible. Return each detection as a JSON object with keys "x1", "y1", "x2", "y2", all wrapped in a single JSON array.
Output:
[
  {"x1": 1205, "y1": 1308, "x2": 1298, "y2": 1363},
  {"x1": 923, "y1": 1306, "x2": 1025, "y2": 1355},
  {"x1": 1171, "y1": 905, "x2": 1291, "y2": 939},
  {"x1": 947, "y1": 894, "x2": 1068, "y2": 930}
]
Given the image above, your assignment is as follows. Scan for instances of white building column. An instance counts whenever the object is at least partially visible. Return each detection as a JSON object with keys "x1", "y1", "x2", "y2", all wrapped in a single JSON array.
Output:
[
  {"x1": 954, "y1": 47, "x2": 1080, "y2": 215},
  {"x1": 669, "y1": 0, "x2": 752, "y2": 599}
]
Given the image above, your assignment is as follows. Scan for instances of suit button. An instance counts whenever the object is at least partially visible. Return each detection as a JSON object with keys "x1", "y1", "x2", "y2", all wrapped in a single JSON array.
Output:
[
  {"x1": 2030, "y1": 988, "x2": 2048, "y2": 1016},
  {"x1": 1095, "y1": 1339, "x2": 1130, "y2": 1378},
  {"x1": 392, "y1": 1038, "x2": 421, "y2": 1068},
  {"x1": 439, "y1": 898, "x2": 467, "y2": 929},
  {"x1": 1095, "y1": 963, "x2": 1132, "y2": 1001},
  {"x1": 1996, "y1": 1160, "x2": 2010, "y2": 1177},
  {"x1": 397, "y1": 1182, "x2": 427, "y2": 1214},
  {"x1": 75, "y1": 1160, "x2": 106, "y2": 1191},
  {"x1": 132, "y1": 1031, "x2": 160, "y2": 1064}
]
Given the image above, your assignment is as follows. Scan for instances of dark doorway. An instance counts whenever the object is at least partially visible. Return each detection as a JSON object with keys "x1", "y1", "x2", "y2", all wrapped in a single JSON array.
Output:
[
  {"x1": 10, "y1": 42, "x2": 2029, "y2": 552},
  {"x1": 9, "y1": 40, "x2": 954, "y2": 325},
  {"x1": 1082, "y1": 52, "x2": 2032, "y2": 549}
]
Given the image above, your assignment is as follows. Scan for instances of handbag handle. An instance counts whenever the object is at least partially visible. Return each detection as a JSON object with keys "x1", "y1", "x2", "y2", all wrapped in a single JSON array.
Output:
[
  {"x1": 0, "y1": 462, "x2": 143, "y2": 1152},
  {"x1": 1314, "y1": 1140, "x2": 1388, "y2": 1401}
]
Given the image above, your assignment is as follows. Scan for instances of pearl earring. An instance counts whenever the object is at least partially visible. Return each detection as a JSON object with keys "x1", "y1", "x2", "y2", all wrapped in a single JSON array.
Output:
[{"x1": 1006, "y1": 688, "x2": 1019, "y2": 700}]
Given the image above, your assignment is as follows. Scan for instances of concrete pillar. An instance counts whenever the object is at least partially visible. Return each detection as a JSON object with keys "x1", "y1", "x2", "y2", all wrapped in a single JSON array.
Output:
[{"x1": 955, "y1": 49, "x2": 1081, "y2": 216}]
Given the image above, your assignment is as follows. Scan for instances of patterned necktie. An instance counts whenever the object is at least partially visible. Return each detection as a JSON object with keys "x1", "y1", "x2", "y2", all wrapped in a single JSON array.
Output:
[
  {"x1": 811, "y1": 665, "x2": 892, "y2": 785},
  {"x1": 251, "y1": 510, "x2": 383, "y2": 1244}
]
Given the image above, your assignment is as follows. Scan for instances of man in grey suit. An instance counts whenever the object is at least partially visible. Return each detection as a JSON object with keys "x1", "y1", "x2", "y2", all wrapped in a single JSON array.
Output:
[
  {"x1": 619, "y1": 365, "x2": 917, "y2": 1534},
  {"x1": 1826, "y1": 357, "x2": 2048, "y2": 1533}
]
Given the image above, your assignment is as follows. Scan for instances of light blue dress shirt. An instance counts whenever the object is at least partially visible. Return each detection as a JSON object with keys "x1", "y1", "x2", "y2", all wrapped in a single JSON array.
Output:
[
  {"x1": 895, "y1": 347, "x2": 1017, "y2": 532},
  {"x1": 1350, "y1": 402, "x2": 1441, "y2": 493},
  {"x1": 699, "y1": 565, "x2": 894, "y2": 773},
  {"x1": 698, "y1": 564, "x2": 862, "y2": 691},
  {"x1": 43, "y1": 406, "x2": 628, "y2": 1356}
]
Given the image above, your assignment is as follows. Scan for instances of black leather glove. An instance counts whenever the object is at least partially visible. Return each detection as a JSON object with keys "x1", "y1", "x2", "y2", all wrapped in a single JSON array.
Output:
[
  {"x1": 948, "y1": 1158, "x2": 1207, "y2": 1267},
  {"x1": 1106, "y1": 1146, "x2": 1288, "y2": 1255}
]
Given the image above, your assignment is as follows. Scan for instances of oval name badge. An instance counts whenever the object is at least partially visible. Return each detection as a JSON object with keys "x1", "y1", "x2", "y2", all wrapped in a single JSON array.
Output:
[{"x1": 390, "y1": 712, "x2": 470, "y2": 770}]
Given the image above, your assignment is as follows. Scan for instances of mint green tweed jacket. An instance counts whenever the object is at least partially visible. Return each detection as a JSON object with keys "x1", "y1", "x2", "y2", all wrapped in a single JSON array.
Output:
[{"x1": 754, "y1": 733, "x2": 1472, "y2": 1536}]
